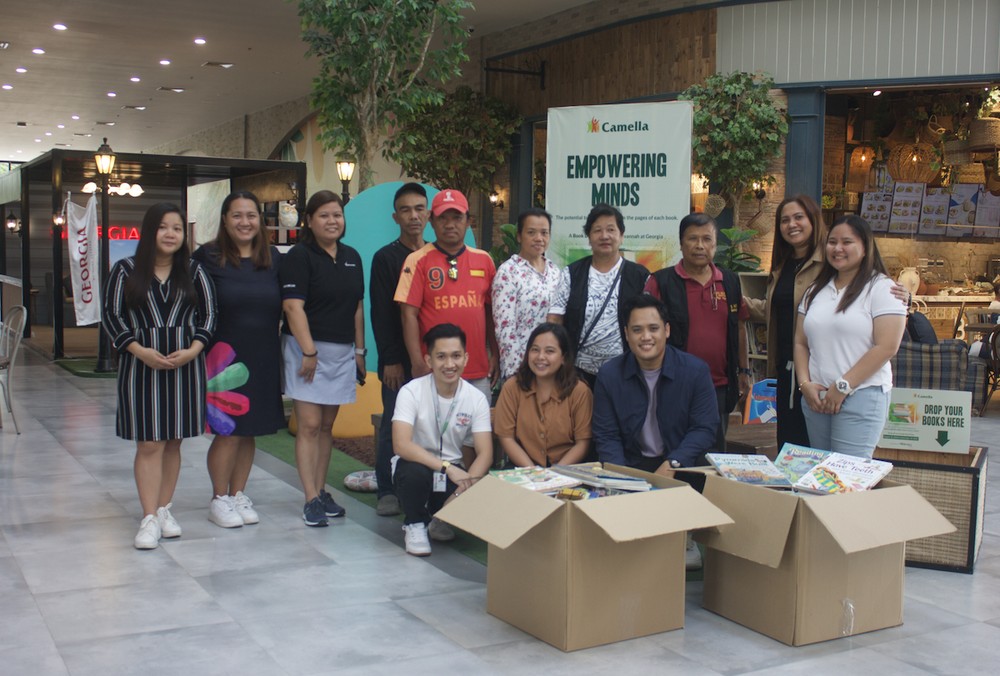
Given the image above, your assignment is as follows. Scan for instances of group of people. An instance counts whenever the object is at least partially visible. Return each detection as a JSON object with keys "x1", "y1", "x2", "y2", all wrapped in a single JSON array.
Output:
[{"x1": 104, "y1": 184, "x2": 908, "y2": 558}]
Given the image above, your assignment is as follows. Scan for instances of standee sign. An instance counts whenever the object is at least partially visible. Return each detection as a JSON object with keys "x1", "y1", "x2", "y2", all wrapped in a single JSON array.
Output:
[{"x1": 546, "y1": 102, "x2": 692, "y2": 270}]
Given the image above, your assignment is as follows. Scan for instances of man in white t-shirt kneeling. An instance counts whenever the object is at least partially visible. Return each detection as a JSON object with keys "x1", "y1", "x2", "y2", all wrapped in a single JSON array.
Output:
[{"x1": 392, "y1": 323, "x2": 493, "y2": 556}]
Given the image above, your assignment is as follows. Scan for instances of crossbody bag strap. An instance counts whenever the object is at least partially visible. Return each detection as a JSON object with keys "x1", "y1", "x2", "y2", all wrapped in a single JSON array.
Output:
[{"x1": 577, "y1": 266, "x2": 623, "y2": 352}]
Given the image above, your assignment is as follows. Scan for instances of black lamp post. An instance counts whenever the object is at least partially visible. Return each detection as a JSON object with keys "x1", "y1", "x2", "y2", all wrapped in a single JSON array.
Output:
[
  {"x1": 336, "y1": 160, "x2": 355, "y2": 204},
  {"x1": 95, "y1": 138, "x2": 116, "y2": 372}
]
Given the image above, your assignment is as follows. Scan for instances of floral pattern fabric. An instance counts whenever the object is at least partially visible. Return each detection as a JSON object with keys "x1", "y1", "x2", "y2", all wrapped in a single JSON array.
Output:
[{"x1": 492, "y1": 254, "x2": 562, "y2": 379}]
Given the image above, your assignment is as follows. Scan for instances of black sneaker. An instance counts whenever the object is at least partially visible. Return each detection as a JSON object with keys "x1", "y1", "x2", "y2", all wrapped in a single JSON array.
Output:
[
  {"x1": 319, "y1": 489, "x2": 346, "y2": 518},
  {"x1": 303, "y1": 497, "x2": 329, "y2": 527}
]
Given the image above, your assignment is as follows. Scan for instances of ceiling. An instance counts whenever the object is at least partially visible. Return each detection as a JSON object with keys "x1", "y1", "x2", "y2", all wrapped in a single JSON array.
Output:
[{"x1": 0, "y1": 0, "x2": 596, "y2": 164}]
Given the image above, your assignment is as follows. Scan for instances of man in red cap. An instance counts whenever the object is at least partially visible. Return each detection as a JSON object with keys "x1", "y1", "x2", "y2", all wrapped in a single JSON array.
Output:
[{"x1": 395, "y1": 189, "x2": 499, "y2": 404}]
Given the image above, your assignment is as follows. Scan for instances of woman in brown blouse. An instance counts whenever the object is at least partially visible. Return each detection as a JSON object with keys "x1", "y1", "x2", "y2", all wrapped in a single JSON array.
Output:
[{"x1": 494, "y1": 323, "x2": 593, "y2": 467}]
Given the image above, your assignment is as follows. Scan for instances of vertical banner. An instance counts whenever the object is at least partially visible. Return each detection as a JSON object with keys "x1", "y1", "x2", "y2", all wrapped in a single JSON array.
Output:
[
  {"x1": 66, "y1": 195, "x2": 101, "y2": 326},
  {"x1": 545, "y1": 101, "x2": 692, "y2": 270}
]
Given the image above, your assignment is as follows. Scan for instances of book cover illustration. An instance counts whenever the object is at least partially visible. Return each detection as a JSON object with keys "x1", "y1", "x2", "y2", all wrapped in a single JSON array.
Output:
[
  {"x1": 551, "y1": 462, "x2": 652, "y2": 492},
  {"x1": 793, "y1": 452, "x2": 893, "y2": 494},
  {"x1": 772, "y1": 443, "x2": 829, "y2": 483},
  {"x1": 490, "y1": 466, "x2": 582, "y2": 492},
  {"x1": 706, "y1": 453, "x2": 792, "y2": 488}
]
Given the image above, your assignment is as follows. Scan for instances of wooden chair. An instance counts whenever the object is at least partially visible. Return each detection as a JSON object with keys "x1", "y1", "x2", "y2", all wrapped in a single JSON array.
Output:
[
  {"x1": 0, "y1": 305, "x2": 27, "y2": 434},
  {"x1": 952, "y1": 302, "x2": 967, "y2": 339}
]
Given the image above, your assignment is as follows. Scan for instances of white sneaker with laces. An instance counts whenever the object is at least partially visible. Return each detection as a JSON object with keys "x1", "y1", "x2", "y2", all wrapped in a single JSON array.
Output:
[
  {"x1": 208, "y1": 495, "x2": 244, "y2": 528},
  {"x1": 134, "y1": 514, "x2": 161, "y2": 550},
  {"x1": 685, "y1": 535, "x2": 703, "y2": 570},
  {"x1": 232, "y1": 491, "x2": 259, "y2": 525},
  {"x1": 156, "y1": 503, "x2": 182, "y2": 538},
  {"x1": 403, "y1": 523, "x2": 432, "y2": 557}
]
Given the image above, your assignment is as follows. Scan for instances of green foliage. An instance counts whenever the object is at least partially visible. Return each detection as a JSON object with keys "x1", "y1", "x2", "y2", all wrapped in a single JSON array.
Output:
[
  {"x1": 386, "y1": 86, "x2": 522, "y2": 196},
  {"x1": 714, "y1": 227, "x2": 762, "y2": 273},
  {"x1": 489, "y1": 223, "x2": 518, "y2": 268},
  {"x1": 681, "y1": 72, "x2": 789, "y2": 219},
  {"x1": 532, "y1": 159, "x2": 546, "y2": 208},
  {"x1": 296, "y1": 0, "x2": 472, "y2": 189}
]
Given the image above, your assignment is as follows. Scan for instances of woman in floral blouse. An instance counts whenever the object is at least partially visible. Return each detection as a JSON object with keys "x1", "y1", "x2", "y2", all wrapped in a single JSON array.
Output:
[{"x1": 492, "y1": 208, "x2": 562, "y2": 380}]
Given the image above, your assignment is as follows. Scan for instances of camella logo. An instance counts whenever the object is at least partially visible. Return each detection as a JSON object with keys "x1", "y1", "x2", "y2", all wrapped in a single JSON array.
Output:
[
  {"x1": 586, "y1": 117, "x2": 651, "y2": 133},
  {"x1": 587, "y1": 117, "x2": 600, "y2": 133}
]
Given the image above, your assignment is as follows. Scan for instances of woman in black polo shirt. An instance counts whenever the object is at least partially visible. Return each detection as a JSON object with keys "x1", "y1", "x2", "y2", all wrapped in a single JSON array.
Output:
[{"x1": 279, "y1": 190, "x2": 366, "y2": 527}]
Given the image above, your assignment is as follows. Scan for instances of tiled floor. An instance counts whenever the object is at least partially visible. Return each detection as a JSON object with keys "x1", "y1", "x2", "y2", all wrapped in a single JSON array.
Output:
[{"x1": 2, "y1": 348, "x2": 998, "y2": 675}]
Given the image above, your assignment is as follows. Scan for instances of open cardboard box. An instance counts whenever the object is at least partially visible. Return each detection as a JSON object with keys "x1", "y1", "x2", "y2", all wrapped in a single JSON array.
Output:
[
  {"x1": 435, "y1": 464, "x2": 733, "y2": 651},
  {"x1": 692, "y1": 473, "x2": 955, "y2": 646}
]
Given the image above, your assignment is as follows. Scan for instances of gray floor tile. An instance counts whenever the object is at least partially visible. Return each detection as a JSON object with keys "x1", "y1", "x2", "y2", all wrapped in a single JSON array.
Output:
[
  {"x1": 0, "y1": 595, "x2": 69, "y2": 676},
  {"x1": 163, "y1": 528, "x2": 331, "y2": 577},
  {"x1": 395, "y1": 587, "x2": 530, "y2": 649},
  {"x1": 870, "y1": 621, "x2": 1000, "y2": 673},
  {"x1": 742, "y1": 646, "x2": 932, "y2": 675}
]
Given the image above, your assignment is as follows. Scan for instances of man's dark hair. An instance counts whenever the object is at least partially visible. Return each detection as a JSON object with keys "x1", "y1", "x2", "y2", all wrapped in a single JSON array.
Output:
[
  {"x1": 516, "y1": 208, "x2": 553, "y2": 235},
  {"x1": 393, "y1": 182, "x2": 427, "y2": 210},
  {"x1": 583, "y1": 203, "x2": 624, "y2": 236},
  {"x1": 678, "y1": 212, "x2": 718, "y2": 240},
  {"x1": 423, "y1": 323, "x2": 466, "y2": 351},
  {"x1": 620, "y1": 293, "x2": 670, "y2": 331}
]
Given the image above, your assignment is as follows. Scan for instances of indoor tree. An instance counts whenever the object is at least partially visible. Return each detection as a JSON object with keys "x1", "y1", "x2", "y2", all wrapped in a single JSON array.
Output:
[
  {"x1": 296, "y1": 0, "x2": 471, "y2": 190},
  {"x1": 681, "y1": 71, "x2": 789, "y2": 227}
]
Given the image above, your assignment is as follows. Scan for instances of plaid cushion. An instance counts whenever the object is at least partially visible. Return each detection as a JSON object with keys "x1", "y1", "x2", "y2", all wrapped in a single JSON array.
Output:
[{"x1": 891, "y1": 339, "x2": 968, "y2": 391}]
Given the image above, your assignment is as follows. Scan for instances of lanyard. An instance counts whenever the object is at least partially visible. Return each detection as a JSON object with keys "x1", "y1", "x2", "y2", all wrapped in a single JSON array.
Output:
[{"x1": 431, "y1": 379, "x2": 461, "y2": 457}]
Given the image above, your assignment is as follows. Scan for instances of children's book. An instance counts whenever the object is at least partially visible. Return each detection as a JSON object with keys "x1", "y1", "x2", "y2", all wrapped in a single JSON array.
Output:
[
  {"x1": 705, "y1": 453, "x2": 792, "y2": 488},
  {"x1": 793, "y1": 453, "x2": 893, "y2": 494},
  {"x1": 772, "y1": 443, "x2": 830, "y2": 483},
  {"x1": 550, "y1": 462, "x2": 652, "y2": 492},
  {"x1": 489, "y1": 467, "x2": 582, "y2": 492}
]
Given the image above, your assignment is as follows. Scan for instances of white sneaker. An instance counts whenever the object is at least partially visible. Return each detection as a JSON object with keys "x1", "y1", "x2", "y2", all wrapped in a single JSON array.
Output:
[
  {"x1": 232, "y1": 491, "x2": 259, "y2": 525},
  {"x1": 208, "y1": 495, "x2": 244, "y2": 528},
  {"x1": 403, "y1": 523, "x2": 431, "y2": 557},
  {"x1": 685, "y1": 535, "x2": 703, "y2": 570},
  {"x1": 134, "y1": 514, "x2": 161, "y2": 550},
  {"x1": 156, "y1": 503, "x2": 182, "y2": 538},
  {"x1": 428, "y1": 517, "x2": 455, "y2": 542}
]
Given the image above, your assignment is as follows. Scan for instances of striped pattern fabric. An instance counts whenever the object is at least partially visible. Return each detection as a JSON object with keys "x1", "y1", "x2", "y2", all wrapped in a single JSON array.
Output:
[
  {"x1": 103, "y1": 257, "x2": 217, "y2": 441},
  {"x1": 890, "y1": 339, "x2": 987, "y2": 410}
]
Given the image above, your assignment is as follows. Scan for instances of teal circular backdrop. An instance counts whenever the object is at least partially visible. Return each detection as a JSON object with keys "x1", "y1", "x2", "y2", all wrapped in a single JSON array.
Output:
[{"x1": 340, "y1": 182, "x2": 478, "y2": 373}]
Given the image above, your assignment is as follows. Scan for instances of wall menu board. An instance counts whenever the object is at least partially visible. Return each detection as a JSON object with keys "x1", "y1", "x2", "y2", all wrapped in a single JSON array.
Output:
[
  {"x1": 918, "y1": 188, "x2": 950, "y2": 236},
  {"x1": 888, "y1": 182, "x2": 924, "y2": 234},
  {"x1": 946, "y1": 185, "x2": 979, "y2": 238},
  {"x1": 861, "y1": 191, "x2": 893, "y2": 232},
  {"x1": 974, "y1": 188, "x2": 1000, "y2": 238}
]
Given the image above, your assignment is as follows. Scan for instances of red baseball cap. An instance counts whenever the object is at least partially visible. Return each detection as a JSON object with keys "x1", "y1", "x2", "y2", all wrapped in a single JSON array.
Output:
[{"x1": 431, "y1": 189, "x2": 469, "y2": 216}]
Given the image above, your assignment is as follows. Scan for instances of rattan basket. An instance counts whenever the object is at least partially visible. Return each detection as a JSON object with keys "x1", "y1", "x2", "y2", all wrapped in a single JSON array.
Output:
[
  {"x1": 942, "y1": 138, "x2": 971, "y2": 166},
  {"x1": 887, "y1": 142, "x2": 938, "y2": 183},
  {"x1": 952, "y1": 162, "x2": 986, "y2": 184},
  {"x1": 969, "y1": 116, "x2": 1000, "y2": 150}
]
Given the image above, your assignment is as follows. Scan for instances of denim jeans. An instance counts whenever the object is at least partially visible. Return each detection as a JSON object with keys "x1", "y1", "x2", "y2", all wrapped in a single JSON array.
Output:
[
  {"x1": 375, "y1": 382, "x2": 400, "y2": 499},
  {"x1": 802, "y1": 385, "x2": 890, "y2": 459}
]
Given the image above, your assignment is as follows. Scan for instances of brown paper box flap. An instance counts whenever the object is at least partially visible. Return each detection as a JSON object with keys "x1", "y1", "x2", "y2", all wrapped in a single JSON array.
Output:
[
  {"x1": 434, "y1": 476, "x2": 562, "y2": 549},
  {"x1": 801, "y1": 483, "x2": 956, "y2": 554},
  {"x1": 697, "y1": 473, "x2": 798, "y2": 567},
  {"x1": 573, "y1": 484, "x2": 733, "y2": 543}
]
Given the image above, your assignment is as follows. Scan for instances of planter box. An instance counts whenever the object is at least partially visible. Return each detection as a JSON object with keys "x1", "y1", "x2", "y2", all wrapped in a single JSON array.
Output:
[{"x1": 874, "y1": 446, "x2": 988, "y2": 573}]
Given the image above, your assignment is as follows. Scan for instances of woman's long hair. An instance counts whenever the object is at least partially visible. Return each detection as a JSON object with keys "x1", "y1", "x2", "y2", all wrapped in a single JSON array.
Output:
[
  {"x1": 214, "y1": 190, "x2": 271, "y2": 269},
  {"x1": 770, "y1": 194, "x2": 827, "y2": 272},
  {"x1": 124, "y1": 202, "x2": 196, "y2": 310},
  {"x1": 515, "y1": 323, "x2": 579, "y2": 399},
  {"x1": 299, "y1": 190, "x2": 344, "y2": 244},
  {"x1": 803, "y1": 215, "x2": 888, "y2": 314}
]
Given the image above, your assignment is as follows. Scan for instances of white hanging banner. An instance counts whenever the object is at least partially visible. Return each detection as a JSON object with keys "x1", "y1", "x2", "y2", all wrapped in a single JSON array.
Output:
[
  {"x1": 66, "y1": 195, "x2": 102, "y2": 326},
  {"x1": 545, "y1": 101, "x2": 692, "y2": 271}
]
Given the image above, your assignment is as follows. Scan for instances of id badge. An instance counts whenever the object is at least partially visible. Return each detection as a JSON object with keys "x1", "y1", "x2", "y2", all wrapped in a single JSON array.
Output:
[{"x1": 433, "y1": 471, "x2": 447, "y2": 492}]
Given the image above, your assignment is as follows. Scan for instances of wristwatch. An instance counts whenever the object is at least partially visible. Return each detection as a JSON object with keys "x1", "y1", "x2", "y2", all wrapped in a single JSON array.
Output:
[
  {"x1": 835, "y1": 378, "x2": 853, "y2": 396},
  {"x1": 355, "y1": 348, "x2": 367, "y2": 356},
  {"x1": 440, "y1": 460, "x2": 451, "y2": 473}
]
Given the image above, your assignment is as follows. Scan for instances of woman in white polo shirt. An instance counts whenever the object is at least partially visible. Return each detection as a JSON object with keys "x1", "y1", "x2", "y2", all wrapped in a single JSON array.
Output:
[{"x1": 793, "y1": 215, "x2": 907, "y2": 458}]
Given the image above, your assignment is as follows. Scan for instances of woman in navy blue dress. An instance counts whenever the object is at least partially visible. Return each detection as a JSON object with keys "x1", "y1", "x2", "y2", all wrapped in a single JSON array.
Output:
[{"x1": 193, "y1": 191, "x2": 283, "y2": 529}]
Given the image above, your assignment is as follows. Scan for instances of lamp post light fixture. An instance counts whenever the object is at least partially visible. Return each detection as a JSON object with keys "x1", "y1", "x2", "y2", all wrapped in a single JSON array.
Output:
[
  {"x1": 336, "y1": 160, "x2": 356, "y2": 204},
  {"x1": 488, "y1": 189, "x2": 505, "y2": 210},
  {"x1": 95, "y1": 137, "x2": 116, "y2": 373},
  {"x1": 5, "y1": 211, "x2": 20, "y2": 234}
]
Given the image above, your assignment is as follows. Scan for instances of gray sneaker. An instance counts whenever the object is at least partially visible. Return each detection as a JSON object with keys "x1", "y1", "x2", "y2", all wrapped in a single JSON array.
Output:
[
  {"x1": 376, "y1": 494, "x2": 401, "y2": 517},
  {"x1": 428, "y1": 517, "x2": 455, "y2": 542}
]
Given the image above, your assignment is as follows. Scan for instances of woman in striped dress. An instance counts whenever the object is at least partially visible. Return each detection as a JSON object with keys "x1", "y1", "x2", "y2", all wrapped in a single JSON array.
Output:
[{"x1": 103, "y1": 202, "x2": 217, "y2": 550}]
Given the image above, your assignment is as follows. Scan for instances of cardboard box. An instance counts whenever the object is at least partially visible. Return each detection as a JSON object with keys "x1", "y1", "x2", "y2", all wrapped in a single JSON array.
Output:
[
  {"x1": 695, "y1": 474, "x2": 954, "y2": 646},
  {"x1": 874, "y1": 446, "x2": 988, "y2": 573},
  {"x1": 435, "y1": 465, "x2": 733, "y2": 651}
]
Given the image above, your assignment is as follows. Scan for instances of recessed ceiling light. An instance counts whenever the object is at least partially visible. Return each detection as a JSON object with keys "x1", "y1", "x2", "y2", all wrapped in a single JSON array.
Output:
[
  {"x1": 130, "y1": 76, "x2": 140, "y2": 82},
  {"x1": 57, "y1": 124, "x2": 65, "y2": 128},
  {"x1": 45, "y1": 131, "x2": 52, "y2": 136},
  {"x1": 34, "y1": 138, "x2": 41, "y2": 142},
  {"x1": 0, "y1": 42, "x2": 10, "y2": 50},
  {"x1": 73, "y1": 132, "x2": 92, "y2": 137},
  {"x1": 194, "y1": 37, "x2": 206, "y2": 45},
  {"x1": 16, "y1": 150, "x2": 22, "y2": 154},
  {"x1": 71, "y1": 114, "x2": 80, "y2": 120},
  {"x1": 32, "y1": 48, "x2": 45, "y2": 55},
  {"x1": 96, "y1": 121, "x2": 115, "y2": 126},
  {"x1": 1, "y1": 84, "x2": 12, "y2": 90},
  {"x1": 202, "y1": 61, "x2": 235, "y2": 69},
  {"x1": 159, "y1": 59, "x2": 171, "y2": 65},
  {"x1": 53, "y1": 23, "x2": 68, "y2": 31},
  {"x1": 15, "y1": 67, "x2": 26, "y2": 74},
  {"x1": 107, "y1": 91, "x2": 116, "y2": 97},
  {"x1": 122, "y1": 105, "x2": 147, "y2": 111},
  {"x1": 157, "y1": 86, "x2": 185, "y2": 93},
  {"x1": 872, "y1": 89, "x2": 882, "y2": 97}
]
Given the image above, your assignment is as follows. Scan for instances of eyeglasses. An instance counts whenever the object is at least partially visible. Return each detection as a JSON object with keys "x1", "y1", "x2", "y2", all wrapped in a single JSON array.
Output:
[{"x1": 447, "y1": 258, "x2": 459, "y2": 281}]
